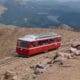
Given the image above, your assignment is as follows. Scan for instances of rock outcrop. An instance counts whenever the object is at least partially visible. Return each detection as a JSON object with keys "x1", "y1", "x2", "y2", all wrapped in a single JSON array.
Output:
[
  {"x1": 1, "y1": 71, "x2": 18, "y2": 80},
  {"x1": 71, "y1": 42, "x2": 80, "y2": 50},
  {"x1": 58, "y1": 24, "x2": 74, "y2": 31}
]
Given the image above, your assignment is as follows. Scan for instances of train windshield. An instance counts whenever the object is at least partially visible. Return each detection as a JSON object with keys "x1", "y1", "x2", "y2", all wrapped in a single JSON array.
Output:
[{"x1": 17, "y1": 40, "x2": 28, "y2": 48}]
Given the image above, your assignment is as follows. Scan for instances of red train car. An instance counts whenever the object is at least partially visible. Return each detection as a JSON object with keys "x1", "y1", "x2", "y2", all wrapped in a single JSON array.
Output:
[{"x1": 16, "y1": 33, "x2": 61, "y2": 56}]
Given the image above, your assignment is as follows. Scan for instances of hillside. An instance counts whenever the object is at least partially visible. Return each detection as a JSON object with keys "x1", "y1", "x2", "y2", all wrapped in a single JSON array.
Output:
[
  {"x1": 0, "y1": 24, "x2": 80, "y2": 59},
  {"x1": 0, "y1": 25, "x2": 80, "y2": 80},
  {"x1": 0, "y1": 0, "x2": 80, "y2": 28}
]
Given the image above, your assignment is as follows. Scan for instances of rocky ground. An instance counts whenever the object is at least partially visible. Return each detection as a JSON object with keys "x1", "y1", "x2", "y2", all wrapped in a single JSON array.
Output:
[{"x1": 0, "y1": 25, "x2": 80, "y2": 80}]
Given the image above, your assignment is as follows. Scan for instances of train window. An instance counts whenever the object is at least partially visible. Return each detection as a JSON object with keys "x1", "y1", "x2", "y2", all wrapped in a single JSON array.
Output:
[
  {"x1": 38, "y1": 40, "x2": 49, "y2": 46},
  {"x1": 17, "y1": 41, "x2": 28, "y2": 48},
  {"x1": 55, "y1": 38, "x2": 61, "y2": 42},
  {"x1": 31, "y1": 42, "x2": 37, "y2": 47},
  {"x1": 49, "y1": 39, "x2": 55, "y2": 43},
  {"x1": 38, "y1": 41, "x2": 43, "y2": 45},
  {"x1": 42, "y1": 40, "x2": 48, "y2": 45},
  {"x1": 58, "y1": 38, "x2": 61, "y2": 42}
]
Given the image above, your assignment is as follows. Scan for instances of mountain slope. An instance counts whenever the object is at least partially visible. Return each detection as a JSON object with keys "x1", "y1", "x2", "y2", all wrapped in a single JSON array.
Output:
[
  {"x1": 0, "y1": 0, "x2": 80, "y2": 29},
  {"x1": 0, "y1": 25, "x2": 80, "y2": 80},
  {"x1": 0, "y1": 24, "x2": 80, "y2": 59}
]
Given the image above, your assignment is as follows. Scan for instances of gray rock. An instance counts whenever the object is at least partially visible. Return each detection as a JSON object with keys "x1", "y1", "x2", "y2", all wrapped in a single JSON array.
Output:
[
  {"x1": 2, "y1": 70, "x2": 17, "y2": 80},
  {"x1": 71, "y1": 42, "x2": 80, "y2": 49}
]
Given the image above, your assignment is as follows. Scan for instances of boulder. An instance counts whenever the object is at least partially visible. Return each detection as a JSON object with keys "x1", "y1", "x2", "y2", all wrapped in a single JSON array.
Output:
[
  {"x1": 2, "y1": 70, "x2": 17, "y2": 80},
  {"x1": 33, "y1": 63, "x2": 46, "y2": 75},
  {"x1": 50, "y1": 52, "x2": 72, "y2": 65},
  {"x1": 77, "y1": 45, "x2": 80, "y2": 50},
  {"x1": 32, "y1": 59, "x2": 51, "y2": 75},
  {"x1": 70, "y1": 47, "x2": 80, "y2": 56},
  {"x1": 54, "y1": 52, "x2": 72, "y2": 59},
  {"x1": 71, "y1": 42, "x2": 80, "y2": 49},
  {"x1": 34, "y1": 67, "x2": 45, "y2": 75}
]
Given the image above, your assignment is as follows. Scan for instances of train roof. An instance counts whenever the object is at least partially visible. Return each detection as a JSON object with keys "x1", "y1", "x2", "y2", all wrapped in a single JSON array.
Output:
[{"x1": 18, "y1": 33, "x2": 61, "y2": 41}]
